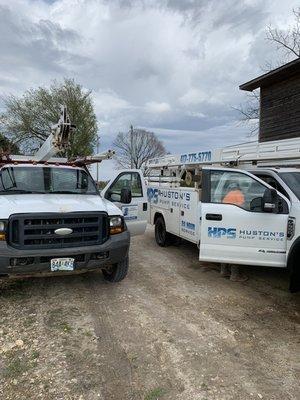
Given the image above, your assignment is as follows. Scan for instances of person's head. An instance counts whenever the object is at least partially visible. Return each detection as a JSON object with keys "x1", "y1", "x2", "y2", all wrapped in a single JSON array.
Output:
[{"x1": 227, "y1": 182, "x2": 240, "y2": 192}]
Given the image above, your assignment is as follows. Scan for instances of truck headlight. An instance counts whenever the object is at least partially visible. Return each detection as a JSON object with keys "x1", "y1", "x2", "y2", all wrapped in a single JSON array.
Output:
[
  {"x1": 0, "y1": 220, "x2": 7, "y2": 241},
  {"x1": 109, "y1": 216, "x2": 125, "y2": 235}
]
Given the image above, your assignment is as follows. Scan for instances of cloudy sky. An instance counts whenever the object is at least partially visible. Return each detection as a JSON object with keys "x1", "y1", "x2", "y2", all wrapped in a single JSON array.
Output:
[{"x1": 0, "y1": 0, "x2": 298, "y2": 178}]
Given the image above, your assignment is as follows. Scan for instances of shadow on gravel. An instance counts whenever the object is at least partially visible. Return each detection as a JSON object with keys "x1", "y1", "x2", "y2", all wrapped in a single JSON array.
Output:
[
  {"x1": 173, "y1": 238, "x2": 293, "y2": 294},
  {"x1": 0, "y1": 270, "x2": 107, "y2": 299}
]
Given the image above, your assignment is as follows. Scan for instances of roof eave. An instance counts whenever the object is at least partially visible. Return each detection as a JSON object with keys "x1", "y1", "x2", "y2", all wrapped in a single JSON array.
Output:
[{"x1": 239, "y1": 58, "x2": 300, "y2": 92}]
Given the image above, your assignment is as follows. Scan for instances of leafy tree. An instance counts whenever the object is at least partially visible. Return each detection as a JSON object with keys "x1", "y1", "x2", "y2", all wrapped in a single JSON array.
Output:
[
  {"x1": 0, "y1": 78, "x2": 98, "y2": 157},
  {"x1": 113, "y1": 127, "x2": 166, "y2": 169},
  {"x1": 237, "y1": 8, "x2": 300, "y2": 135},
  {"x1": 0, "y1": 133, "x2": 19, "y2": 154}
]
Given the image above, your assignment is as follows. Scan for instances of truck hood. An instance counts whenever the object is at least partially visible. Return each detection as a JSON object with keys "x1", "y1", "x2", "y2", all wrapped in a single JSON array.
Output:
[{"x1": 0, "y1": 194, "x2": 122, "y2": 219}]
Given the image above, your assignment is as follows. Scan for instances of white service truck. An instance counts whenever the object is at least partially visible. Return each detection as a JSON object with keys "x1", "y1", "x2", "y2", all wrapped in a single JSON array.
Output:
[
  {"x1": 0, "y1": 108, "x2": 147, "y2": 282},
  {"x1": 146, "y1": 138, "x2": 300, "y2": 292}
]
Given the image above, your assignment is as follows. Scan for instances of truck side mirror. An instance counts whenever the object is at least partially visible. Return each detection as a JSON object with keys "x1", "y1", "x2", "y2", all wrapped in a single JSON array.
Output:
[
  {"x1": 250, "y1": 197, "x2": 263, "y2": 212},
  {"x1": 263, "y1": 187, "x2": 279, "y2": 213},
  {"x1": 120, "y1": 188, "x2": 132, "y2": 204}
]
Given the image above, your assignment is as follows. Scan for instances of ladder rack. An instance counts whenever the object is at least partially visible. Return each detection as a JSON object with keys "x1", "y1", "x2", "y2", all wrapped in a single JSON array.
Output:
[
  {"x1": 0, "y1": 106, "x2": 115, "y2": 167},
  {"x1": 146, "y1": 137, "x2": 300, "y2": 169}
]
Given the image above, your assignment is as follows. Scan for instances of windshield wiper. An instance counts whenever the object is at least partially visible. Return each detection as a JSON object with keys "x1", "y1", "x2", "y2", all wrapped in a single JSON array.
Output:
[
  {"x1": 50, "y1": 190, "x2": 82, "y2": 194},
  {"x1": 0, "y1": 189, "x2": 46, "y2": 194},
  {"x1": 50, "y1": 190, "x2": 96, "y2": 195}
]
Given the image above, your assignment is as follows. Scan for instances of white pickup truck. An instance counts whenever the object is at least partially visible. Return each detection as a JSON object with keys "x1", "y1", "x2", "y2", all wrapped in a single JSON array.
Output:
[
  {"x1": 0, "y1": 108, "x2": 148, "y2": 282},
  {"x1": 0, "y1": 163, "x2": 147, "y2": 282},
  {"x1": 147, "y1": 140, "x2": 300, "y2": 292}
]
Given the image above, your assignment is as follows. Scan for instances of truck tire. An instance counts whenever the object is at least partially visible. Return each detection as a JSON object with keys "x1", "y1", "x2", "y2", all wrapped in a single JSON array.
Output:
[
  {"x1": 288, "y1": 242, "x2": 300, "y2": 293},
  {"x1": 102, "y1": 256, "x2": 129, "y2": 282},
  {"x1": 155, "y1": 216, "x2": 174, "y2": 247}
]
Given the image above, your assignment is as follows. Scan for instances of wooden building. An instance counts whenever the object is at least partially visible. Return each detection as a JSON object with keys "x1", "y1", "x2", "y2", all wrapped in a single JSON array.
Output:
[{"x1": 240, "y1": 58, "x2": 300, "y2": 142}]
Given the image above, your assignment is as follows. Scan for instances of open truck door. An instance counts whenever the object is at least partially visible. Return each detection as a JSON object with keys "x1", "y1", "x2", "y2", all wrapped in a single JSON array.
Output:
[
  {"x1": 199, "y1": 168, "x2": 290, "y2": 267},
  {"x1": 102, "y1": 170, "x2": 147, "y2": 236}
]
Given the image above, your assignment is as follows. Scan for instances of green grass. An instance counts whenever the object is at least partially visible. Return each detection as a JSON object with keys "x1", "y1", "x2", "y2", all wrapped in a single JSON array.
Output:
[
  {"x1": 144, "y1": 387, "x2": 165, "y2": 400},
  {"x1": 23, "y1": 315, "x2": 36, "y2": 328},
  {"x1": 60, "y1": 322, "x2": 72, "y2": 333},
  {"x1": 45, "y1": 308, "x2": 72, "y2": 333},
  {"x1": 31, "y1": 350, "x2": 40, "y2": 360},
  {"x1": 4, "y1": 357, "x2": 31, "y2": 378}
]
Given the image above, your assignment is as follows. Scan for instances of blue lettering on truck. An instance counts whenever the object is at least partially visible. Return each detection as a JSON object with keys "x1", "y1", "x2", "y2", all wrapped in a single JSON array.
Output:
[
  {"x1": 208, "y1": 227, "x2": 285, "y2": 241},
  {"x1": 180, "y1": 151, "x2": 211, "y2": 164},
  {"x1": 147, "y1": 188, "x2": 191, "y2": 209},
  {"x1": 147, "y1": 188, "x2": 158, "y2": 203},
  {"x1": 208, "y1": 227, "x2": 237, "y2": 239}
]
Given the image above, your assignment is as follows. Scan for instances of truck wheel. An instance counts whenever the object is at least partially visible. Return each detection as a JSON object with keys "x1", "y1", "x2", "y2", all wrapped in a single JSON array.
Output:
[
  {"x1": 102, "y1": 257, "x2": 129, "y2": 282},
  {"x1": 289, "y1": 250, "x2": 300, "y2": 293},
  {"x1": 155, "y1": 216, "x2": 173, "y2": 247}
]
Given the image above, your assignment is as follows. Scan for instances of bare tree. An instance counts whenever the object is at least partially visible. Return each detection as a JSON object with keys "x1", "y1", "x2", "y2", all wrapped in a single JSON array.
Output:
[
  {"x1": 113, "y1": 128, "x2": 166, "y2": 169},
  {"x1": 266, "y1": 8, "x2": 300, "y2": 61},
  {"x1": 237, "y1": 8, "x2": 300, "y2": 135}
]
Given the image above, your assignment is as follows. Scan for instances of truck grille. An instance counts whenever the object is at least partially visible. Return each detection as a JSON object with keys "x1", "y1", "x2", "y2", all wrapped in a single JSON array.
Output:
[{"x1": 8, "y1": 212, "x2": 109, "y2": 250}]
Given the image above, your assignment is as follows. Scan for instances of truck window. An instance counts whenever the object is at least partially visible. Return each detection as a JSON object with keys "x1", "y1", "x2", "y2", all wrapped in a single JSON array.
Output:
[
  {"x1": 210, "y1": 170, "x2": 266, "y2": 211},
  {"x1": 108, "y1": 172, "x2": 142, "y2": 202},
  {"x1": 279, "y1": 172, "x2": 300, "y2": 200},
  {"x1": 252, "y1": 173, "x2": 289, "y2": 200},
  {"x1": 0, "y1": 166, "x2": 98, "y2": 195}
]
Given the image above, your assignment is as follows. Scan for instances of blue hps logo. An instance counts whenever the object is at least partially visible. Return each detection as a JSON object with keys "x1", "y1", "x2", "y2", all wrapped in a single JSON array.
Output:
[
  {"x1": 208, "y1": 227, "x2": 236, "y2": 239},
  {"x1": 147, "y1": 188, "x2": 158, "y2": 203}
]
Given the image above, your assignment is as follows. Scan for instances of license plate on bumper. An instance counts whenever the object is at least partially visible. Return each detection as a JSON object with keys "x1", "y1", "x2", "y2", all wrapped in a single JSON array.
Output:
[{"x1": 50, "y1": 258, "x2": 75, "y2": 272}]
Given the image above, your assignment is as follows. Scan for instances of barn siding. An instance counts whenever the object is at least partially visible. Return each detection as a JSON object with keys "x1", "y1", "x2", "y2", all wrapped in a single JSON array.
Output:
[{"x1": 259, "y1": 75, "x2": 300, "y2": 142}]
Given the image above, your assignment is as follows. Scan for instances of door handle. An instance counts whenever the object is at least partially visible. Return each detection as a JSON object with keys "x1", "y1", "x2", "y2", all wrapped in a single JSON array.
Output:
[
  {"x1": 181, "y1": 211, "x2": 184, "y2": 216},
  {"x1": 206, "y1": 213, "x2": 222, "y2": 221},
  {"x1": 143, "y1": 202, "x2": 147, "y2": 211}
]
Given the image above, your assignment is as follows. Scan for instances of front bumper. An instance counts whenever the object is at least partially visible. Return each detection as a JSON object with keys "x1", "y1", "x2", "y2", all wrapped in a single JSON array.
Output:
[{"x1": 0, "y1": 231, "x2": 130, "y2": 277}]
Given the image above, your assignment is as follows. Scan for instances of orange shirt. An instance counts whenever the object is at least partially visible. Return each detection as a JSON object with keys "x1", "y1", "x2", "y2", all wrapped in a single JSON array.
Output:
[{"x1": 222, "y1": 190, "x2": 245, "y2": 206}]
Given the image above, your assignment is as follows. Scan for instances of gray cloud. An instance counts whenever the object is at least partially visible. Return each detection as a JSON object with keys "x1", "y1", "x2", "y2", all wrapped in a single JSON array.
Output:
[
  {"x1": 0, "y1": 0, "x2": 299, "y2": 180},
  {"x1": 0, "y1": 4, "x2": 86, "y2": 92}
]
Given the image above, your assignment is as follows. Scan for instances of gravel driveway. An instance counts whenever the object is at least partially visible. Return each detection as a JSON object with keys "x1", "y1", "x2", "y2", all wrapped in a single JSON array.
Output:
[{"x1": 0, "y1": 227, "x2": 299, "y2": 400}]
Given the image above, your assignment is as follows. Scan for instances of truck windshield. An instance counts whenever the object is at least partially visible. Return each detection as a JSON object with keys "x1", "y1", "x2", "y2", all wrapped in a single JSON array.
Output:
[
  {"x1": 0, "y1": 166, "x2": 98, "y2": 195},
  {"x1": 279, "y1": 172, "x2": 300, "y2": 200}
]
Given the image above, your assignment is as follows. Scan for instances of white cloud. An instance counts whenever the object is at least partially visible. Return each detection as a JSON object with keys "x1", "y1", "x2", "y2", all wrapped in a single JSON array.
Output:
[
  {"x1": 145, "y1": 101, "x2": 171, "y2": 114},
  {"x1": 0, "y1": 0, "x2": 299, "y2": 164},
  {"x1": 179, "y1": 88, "x2": 208, "y2": 106},
  {"x1": 93, "y1": 89, "x2": 131, "y2": 116}
]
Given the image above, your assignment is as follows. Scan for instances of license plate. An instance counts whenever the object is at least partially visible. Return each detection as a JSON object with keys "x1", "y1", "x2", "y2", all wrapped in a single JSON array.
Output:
[{"x1": 50, "y1": 258, "x2": 74, "y2": 272}]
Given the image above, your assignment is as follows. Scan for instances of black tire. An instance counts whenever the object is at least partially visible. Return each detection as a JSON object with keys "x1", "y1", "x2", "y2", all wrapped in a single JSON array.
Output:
[
  {"x1": 155, "y1": 216, "x2": 174, "y2": 247},
  {"x1": 289, "y1": 251, "x2": 300, "y2": 293},
  {"x1": 102, "y1": 256, "x2": 129, "y2": 282}
]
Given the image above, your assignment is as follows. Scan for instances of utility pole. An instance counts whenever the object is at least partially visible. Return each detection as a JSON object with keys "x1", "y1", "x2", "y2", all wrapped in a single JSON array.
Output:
[
  {"x1": 130, "y1": 124, "x2": 134, "y2": 168},
  {"x1": 96, "y1": 135, "x2": 100, "y2": 182}
]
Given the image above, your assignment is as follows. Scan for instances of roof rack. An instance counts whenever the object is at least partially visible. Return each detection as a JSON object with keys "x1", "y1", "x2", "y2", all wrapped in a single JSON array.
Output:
[
  {"x1": 146, "y1": 137, "x2": 300, "y2": 170},
  {"x1": 145, "y1": 137, "x2": 300, "y2": 188}
]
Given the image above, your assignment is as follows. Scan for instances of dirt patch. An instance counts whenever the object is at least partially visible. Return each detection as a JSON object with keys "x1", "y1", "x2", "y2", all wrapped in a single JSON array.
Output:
[{"x1": 0, "y1": 227, "x2": 299, "y2": 400}]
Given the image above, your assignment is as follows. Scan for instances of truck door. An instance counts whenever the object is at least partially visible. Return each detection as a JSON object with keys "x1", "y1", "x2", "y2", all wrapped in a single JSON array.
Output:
[
  {"x1": 179, "y1": 189, "x2": 200, "y2": 243},
  {"x1": 102, "y1": 170, "x2": 147, "y2": 236},
  {"x1": 200, "y1": 168, "x2": 290, "y2": 267}
]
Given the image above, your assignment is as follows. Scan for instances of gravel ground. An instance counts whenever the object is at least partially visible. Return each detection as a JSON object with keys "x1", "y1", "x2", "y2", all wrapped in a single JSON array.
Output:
[{"x1": 0, "y1": 226, "x2": 299, "y2": 400}]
